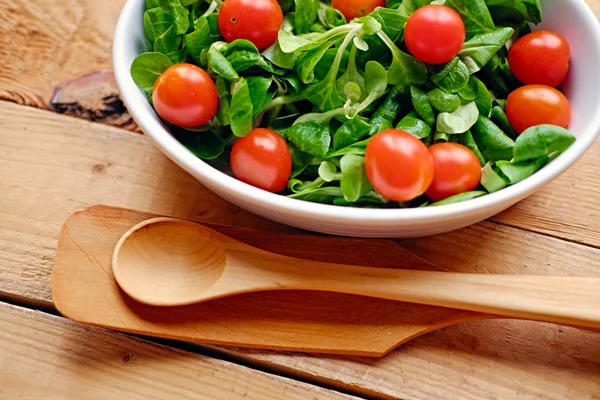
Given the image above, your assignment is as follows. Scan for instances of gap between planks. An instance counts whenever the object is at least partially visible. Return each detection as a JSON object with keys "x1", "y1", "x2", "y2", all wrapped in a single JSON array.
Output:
[{"x1": 488, "y1": 219, "x2": 600, "y2": 252}]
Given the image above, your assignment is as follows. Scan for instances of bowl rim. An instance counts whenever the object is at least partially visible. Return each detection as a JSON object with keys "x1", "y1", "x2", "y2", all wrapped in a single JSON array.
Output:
[{"x1": 113, "y1": 0, "x2": 600, "y2": 225}]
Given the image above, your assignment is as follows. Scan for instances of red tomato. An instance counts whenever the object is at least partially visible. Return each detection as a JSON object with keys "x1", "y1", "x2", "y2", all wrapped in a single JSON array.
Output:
[
  {"x1": 425, "y1": 143, "x2": 482, "y2": 202},
  {"x1": 218, "y1": 0, "x2": 283, "y2": 50},
  {"x1": 331, "y1": 0, "x2": 385, "y2": 21},
  {"x1": 152, "y1": 64, "x2": 218, "y2": 128},
  {"x1": 508, "y1": 30, "x2": 571, "y2": 87},
  {"x1": 404, "y1": 5, "x2": 466, "y2": 65},
  {"x1": 230, "y1": 128, "x2": 292, "y2": 193},
  {"x1": 506, "y1": 84, "x2": 571, "y2": 134},
  {"x1": 365, "y1": 129, "x2": 434, "y2": 202}
]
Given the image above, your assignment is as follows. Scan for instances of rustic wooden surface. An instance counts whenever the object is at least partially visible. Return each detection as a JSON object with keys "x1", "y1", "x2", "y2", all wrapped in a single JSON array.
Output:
[
  {"x1": 0, "y1": 302, "x2": 360, "y2": 400},
  {"x1": 1, "y1": 0, "x2": 600, "y2": 398},
  {"x1": 2, "y1": 101, "x2": 600, "y2": 399}
]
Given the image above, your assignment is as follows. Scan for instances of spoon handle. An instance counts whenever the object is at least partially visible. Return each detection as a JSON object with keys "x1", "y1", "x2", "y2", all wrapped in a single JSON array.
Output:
[{"x1": 279, "y1": 262, "x2": 600, "y2": 329}]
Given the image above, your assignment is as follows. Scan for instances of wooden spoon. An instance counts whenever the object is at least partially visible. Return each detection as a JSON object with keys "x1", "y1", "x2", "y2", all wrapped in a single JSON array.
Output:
[{"x1": 112, "y1": 217, "x2": 600, "y2": 329}]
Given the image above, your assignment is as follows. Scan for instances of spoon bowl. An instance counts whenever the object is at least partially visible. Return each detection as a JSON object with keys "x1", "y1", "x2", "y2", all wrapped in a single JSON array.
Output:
[
  {"x1": 112, "y1": 218, "x2": 600, "y2": 330},
  {"x1": 113, "y1": 218, "x2": 227, "y2": 305}
]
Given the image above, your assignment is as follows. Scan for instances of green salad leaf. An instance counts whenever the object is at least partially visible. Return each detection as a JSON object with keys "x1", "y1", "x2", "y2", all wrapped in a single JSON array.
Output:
[
  {"x1": 459, "y1": 27, "x2": 514, "y2": 74},
  {"x1": 437, "y1": 101, "x2": 479, "y2": 134},
  {"x1": 513, "y1": 125, "x2": 576, "y2": 162},
  {"x1": 431, "y1": 58, "x2": 470, "y2": 93},
  {"x1": 340, "y1": 154, "x2": 373, "y2": 202},
  {"x1": 131, "y1": 52, "x2": 173, "y2": 96},
  {"x1": 230, "y1": 78, "x2": 254, "y2": 137},
  {"x1": 286, "y1": 121, "x2": 331, "y2": 158},
  {"x1": 446, "y1": 0, "x2": 496, "y2": 38}
]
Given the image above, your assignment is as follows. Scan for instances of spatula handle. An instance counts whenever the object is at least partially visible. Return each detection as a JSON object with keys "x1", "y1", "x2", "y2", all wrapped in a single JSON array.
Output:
[{"x1": 284, "y1": 263, "x2": 600, "y2": 329}]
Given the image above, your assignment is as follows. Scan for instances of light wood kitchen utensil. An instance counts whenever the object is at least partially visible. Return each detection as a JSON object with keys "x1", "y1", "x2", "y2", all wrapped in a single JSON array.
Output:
[
  {"x1": 53, "y1": 206, "x2": 600, "y2": 357},
  {"x1": 112, "y1": 216, "x2": 600, "y2": 329},
  {"x1": 51, "y1": 205, "x2": 483, "y2": 357}
]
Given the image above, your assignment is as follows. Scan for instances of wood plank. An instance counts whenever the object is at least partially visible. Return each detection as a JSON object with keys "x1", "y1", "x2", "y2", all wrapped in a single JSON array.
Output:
[
  {"x1": 0, "y1": 302, "x2": 360, "y2": 400},
  {"x1": 1, "y1": 101, "x2": 600, "y2": 399},
  {"x1": 236, "y1": 319, "x2": 600, "y2": 400},
  {"x1": 0, "y1": 0, "x2": 135, "y2": 129}
]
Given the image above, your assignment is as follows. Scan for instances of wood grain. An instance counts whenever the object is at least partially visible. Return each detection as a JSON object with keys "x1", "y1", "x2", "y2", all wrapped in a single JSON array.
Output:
[
  {"x1": 238, "y1": 319, "x2": 600, "y2": 400},
  {"x1": 0, "y1": 302, "x2": 360, "y2": 400},
  {"x1": 0, "y1": 0, "x2": 135, "y2": 129},
  {"x1": 2, "y1": 101, "x2": 600, "y2": 399}
]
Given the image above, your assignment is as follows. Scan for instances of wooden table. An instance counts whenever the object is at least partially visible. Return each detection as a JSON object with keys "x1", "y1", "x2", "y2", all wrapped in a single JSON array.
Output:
[{"x1": 1, "y1": 1, "x2": 600, "y2": 399}]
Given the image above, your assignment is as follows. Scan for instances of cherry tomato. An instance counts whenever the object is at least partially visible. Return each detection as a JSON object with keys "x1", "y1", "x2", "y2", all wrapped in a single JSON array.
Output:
[
  {"x1": 508, "y1": 30, "x2": 571, "y2": 87},
  {"x1": 331, "y1": 0, "x2": 385, "y2": 21},
  {"x1": 365, "y1": 129, "x2": 434, "y2": 202},
  {"x1": 425, "y1": 143, "x2": 482, "y2": 202},
  {"x1": 152, "y1": 64, "x2": 218, "y2": 128},
  {"x1": 506, "y1": 84, "x2": 571, "y2": 134},
  {"x1": 218, "y1": 0, "x2": 283, "y2": 50},
  {"x1": 230, "y1": 128, "x2": 292, "y2": 193},
  {"x1": 404, "y1": 5, "x2": 466, "y2": 65}
]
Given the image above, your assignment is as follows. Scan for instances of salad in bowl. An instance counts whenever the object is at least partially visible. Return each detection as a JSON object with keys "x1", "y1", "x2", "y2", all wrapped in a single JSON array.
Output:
[{"x1": 115, "y1": 0, "x2": 600, "y2": 237}]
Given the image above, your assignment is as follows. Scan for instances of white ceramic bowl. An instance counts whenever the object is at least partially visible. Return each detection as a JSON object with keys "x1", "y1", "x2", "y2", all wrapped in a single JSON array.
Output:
[{"x1": 113, "y1": 0, "x2": 600, "y2": 238}]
